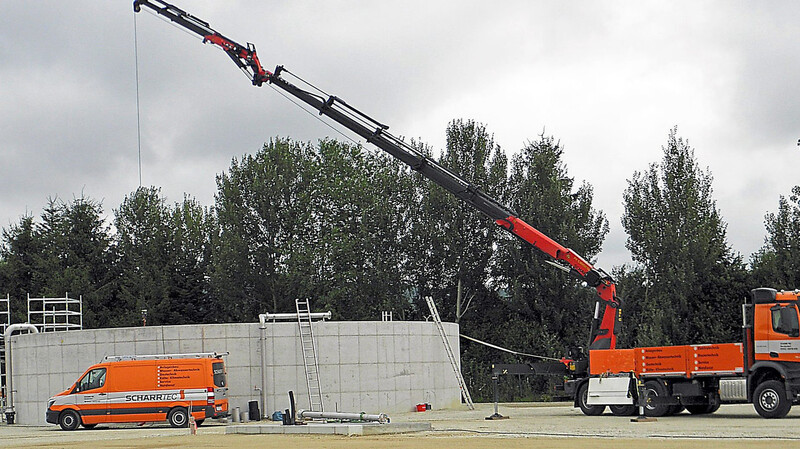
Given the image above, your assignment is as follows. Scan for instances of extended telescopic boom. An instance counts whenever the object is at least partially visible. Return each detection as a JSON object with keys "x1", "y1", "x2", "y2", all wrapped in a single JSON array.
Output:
[{"x1": 133, "y1": 0, "x2": 622, "y2": 351}]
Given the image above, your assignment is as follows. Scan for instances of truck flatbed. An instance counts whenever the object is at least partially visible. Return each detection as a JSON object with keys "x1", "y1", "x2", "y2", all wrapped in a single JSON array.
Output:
[{"x1": 590, "y1": 343, "x2": 744, "y2": 378}]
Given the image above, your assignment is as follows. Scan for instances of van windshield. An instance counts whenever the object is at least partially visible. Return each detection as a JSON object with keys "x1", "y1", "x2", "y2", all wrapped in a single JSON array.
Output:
[{"x1": 212, "y1": 362, "x2": 226, "y2": 387}]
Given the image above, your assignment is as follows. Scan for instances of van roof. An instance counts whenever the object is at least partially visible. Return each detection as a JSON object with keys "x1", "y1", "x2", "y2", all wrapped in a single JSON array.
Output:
[{"x1": 103, "y1": 352, "x2": 228, "y2": 362}]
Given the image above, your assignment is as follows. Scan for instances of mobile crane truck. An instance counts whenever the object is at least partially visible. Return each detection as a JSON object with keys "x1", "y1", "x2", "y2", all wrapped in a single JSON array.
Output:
[
  {"x1": 576, "y1": 287, "x2": 800, "y2": 419},
  {"x1": 133, "y1": 0, "x2": 798, "y2": 419}
]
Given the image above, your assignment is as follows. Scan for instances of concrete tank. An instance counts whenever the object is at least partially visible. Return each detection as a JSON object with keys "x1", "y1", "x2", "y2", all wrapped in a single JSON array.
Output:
[{"x1": 9, "y1": 320, "x2": 462, "y2": 425}]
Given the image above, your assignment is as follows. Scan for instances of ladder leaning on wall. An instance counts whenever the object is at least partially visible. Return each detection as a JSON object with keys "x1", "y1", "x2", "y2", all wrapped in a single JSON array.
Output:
[
  {"x1": 295, "y1": 298, "x2": 324, "y2": 412},
  {"x1": 425, "y1": 296, "x2": 474, "y2": 410},
  {"x1": 0, "y1": 294, "x2": 9, "y2": 418}
]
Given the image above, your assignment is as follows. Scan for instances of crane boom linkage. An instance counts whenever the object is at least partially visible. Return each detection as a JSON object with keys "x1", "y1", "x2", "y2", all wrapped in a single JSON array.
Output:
[{"x1": 133, "y1": 0, "x2": 622, "y2": 353}]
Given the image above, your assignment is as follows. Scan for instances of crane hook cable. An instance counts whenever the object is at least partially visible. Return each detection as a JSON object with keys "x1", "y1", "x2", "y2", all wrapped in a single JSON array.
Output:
[
  {"x1": 133, "y1": 9, "x2": 143, "y2": 187},
  {"x1": 459, "y1": 334, "x2": 561, "y2": 361}
]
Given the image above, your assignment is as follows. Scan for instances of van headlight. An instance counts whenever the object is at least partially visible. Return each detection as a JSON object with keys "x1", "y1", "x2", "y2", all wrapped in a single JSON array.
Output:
[{"x1": 47, "y1": 399, "x2": 55, "y2": 409}]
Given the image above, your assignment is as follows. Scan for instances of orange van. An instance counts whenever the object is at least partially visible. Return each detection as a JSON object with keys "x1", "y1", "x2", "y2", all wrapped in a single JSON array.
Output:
[{"x1": 46, "y1": 352, "x2": 229, "y2": 430}]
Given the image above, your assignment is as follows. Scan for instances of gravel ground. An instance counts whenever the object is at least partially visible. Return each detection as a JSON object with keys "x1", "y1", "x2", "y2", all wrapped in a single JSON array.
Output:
[{"x1": 4, "y1": 402, "x2": 800, "y2": 448}]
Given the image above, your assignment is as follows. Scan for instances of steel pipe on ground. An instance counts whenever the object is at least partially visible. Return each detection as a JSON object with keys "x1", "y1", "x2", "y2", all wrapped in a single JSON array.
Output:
[{"x1": 298, "y1": 410, "x2": 389, "y2": 423}]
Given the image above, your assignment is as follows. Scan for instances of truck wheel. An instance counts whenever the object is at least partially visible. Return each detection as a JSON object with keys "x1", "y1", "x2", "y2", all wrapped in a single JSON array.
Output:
[
  {"x1": 59, "y1": 410, "x2": 81, "y2": 431},
  {"x1": 168, "y1": 407, "x2": 189, "y2": 428},
  {"x1": 753, "y1": 380, "x2": 792, "y2": 418},
  {"x1": 609, "y1": 405, "x2": 637, "y2": 416},
  {"x1": 644, "y1": 380, "x2": 671, "y2": 417},
  {"x1": 667, "y1": 404, "x2": 685, "y2": 415},
  {"x1": 578, "y1": 382, "x2": 606, "y2": 416},
  {"x1": 686, "y1": 394, "x2": 719, "y2": 415},
  {"x1": 686, "y1": 404, "x2": 710, "y2": 414}
]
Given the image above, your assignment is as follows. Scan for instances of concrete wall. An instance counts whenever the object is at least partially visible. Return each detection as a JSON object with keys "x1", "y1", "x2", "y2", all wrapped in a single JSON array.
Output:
[{"x1": 8, "y1": 320, "x2": 461, "y2": 425}]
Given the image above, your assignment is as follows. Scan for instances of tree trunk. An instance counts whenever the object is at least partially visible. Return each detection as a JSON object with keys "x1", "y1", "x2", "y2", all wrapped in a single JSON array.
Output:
[{"x1": 456, "y1": 276, "x2": 463, "y2": 324}]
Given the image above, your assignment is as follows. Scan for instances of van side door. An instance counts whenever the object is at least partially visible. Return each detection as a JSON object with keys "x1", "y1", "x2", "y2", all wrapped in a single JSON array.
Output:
[{"x1": 72, "y1": 367, "x2": 109, "y2": 423}]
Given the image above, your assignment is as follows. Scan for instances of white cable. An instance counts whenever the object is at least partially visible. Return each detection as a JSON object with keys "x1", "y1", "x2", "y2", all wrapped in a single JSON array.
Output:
[{"x1": 459, "y1": 334, "x2": 561, "y2": 361}]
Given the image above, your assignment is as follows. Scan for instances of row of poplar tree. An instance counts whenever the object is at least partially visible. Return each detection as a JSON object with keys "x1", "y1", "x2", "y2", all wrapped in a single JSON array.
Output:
[{"x1": 2, "y1": 120, "x2": 799, "y2": 400}]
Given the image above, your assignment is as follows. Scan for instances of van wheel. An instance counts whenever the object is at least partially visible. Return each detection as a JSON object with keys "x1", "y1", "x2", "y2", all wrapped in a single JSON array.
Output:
[
  {"x1": 195, "y1": 419, "x2": 204, "y2": 427},
  {"x1": 59, "y1": 410, "x2": 81, "y2": 431},
  {"x1": 754, "y1": 380, "x2": 792, "y2": 418},
  {"x1": 578, "y1": 382, "x2": 606, "y2": 416},
  {"x1": 168, "y1": 407, "x2": 189, "y2": 428},
  {"x1": 82, "y1": 423, "x2": 97, "y2": 429}
]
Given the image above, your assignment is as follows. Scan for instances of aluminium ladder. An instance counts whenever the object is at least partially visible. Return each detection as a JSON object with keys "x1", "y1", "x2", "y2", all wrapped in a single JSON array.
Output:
[
  {"x1": 295, "y1": 298, "x2": 323, "y2": 412},
  {"x1": 0, "y1": 294, "x2": 8, "y2": 417},
  {"x1": 425, "y1": 296, "x2": 474, "y2": 410}
]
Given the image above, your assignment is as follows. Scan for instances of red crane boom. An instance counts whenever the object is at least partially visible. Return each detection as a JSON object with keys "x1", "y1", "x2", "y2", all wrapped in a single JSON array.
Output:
[{"x1": 133, "y1": 0, "x2": 622, "y2": 352}]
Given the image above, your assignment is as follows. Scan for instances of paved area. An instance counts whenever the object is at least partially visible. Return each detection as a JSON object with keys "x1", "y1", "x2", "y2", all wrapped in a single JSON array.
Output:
[
  {"x1": 419, "y1": 402, "x2": 800, "y2": 440},
  {"x1": 4, "y1": 402, "x2": 800, "y2": 448}
]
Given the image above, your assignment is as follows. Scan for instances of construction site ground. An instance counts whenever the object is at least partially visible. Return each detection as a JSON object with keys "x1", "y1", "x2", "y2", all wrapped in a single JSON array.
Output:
[{"x1": 3, "y1": 402, "x2": 800, "y2": 448}]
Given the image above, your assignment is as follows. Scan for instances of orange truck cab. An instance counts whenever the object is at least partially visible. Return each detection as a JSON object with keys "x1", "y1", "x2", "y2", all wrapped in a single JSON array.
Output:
[{"x1": 46, "y1": 352, "x2": 229, "y2": 430}]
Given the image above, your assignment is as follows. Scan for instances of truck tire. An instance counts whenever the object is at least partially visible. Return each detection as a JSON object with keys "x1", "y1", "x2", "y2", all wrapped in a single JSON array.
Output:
[
  {"x1": 686, "y1": 398, "x2": 718, "y2": 415},
  {"x1": 753, "y1": 380, "x2": 792, "y2": 418},
  {"x1": 168, "y1": 407, "x2": 189, "y2": 428},
  {"x1": 609, "y1": 405, "x2": 637, "y2": 416},
  {"x1": 578, "y1": 382, "x2": 606, "y2": 416},
  {"x1": 644, "y1": 380, "x2": 671, "y2": 417},
  {"x1": 59, "y1": 410, "x2": 81, "y2": 431},
  {"x1": 686, "y1": 404, "x2": 711, "y2": 415},
  {"x1": 667, "y1": 404, "x2": 685, "y2": 415}
]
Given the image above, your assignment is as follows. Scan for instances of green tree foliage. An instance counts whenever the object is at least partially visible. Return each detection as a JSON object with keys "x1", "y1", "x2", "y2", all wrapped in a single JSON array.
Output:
[
  {"x1": 111, "y1": 187, "x2": 174, "y2": 326},
  {"x1": 110, "y1": 187, "x2": 216, "y2": 326},
  {"x1": 0, "y1": 124, "x2": 616, "y2": 402},
  {"x1": 312, "y1": 139, "x2": 416, "y2": 320},
  {"x1": 456, "y1": 134, "x2": 608, "y2": 400},
  {"x1": 410, "y1": 120, "x2": 507, "y2": 323},
  {"x1": 0, "y1": 197, "x2": 112, "y2": 327},
  {"x1": 621, "y1": 128, "x2": 747, "y2": 345},
  {"x1": 38, "y1": 197, "x2": 113, "y2": 328},
  {"x1": 751, "y1": 185, "x2": 800, "y2": 289},
  {"x1": 167, "y1": 196, "x2": 216, "y2": 323},
  {"x1": 494, "y1": 134, "x2": 608, "y2": 354},
  {"x1": 213, "y1": 138, "x2": 417, "y2": 321},
  {"x1": 0, "y1": 216, "x2": 40, "y2": 323},
  {"x1": 213, "y1": 138, "x2": 319, "y2": 321}
]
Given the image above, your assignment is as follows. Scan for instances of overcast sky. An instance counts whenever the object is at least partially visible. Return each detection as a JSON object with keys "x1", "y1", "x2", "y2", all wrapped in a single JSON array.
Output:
[{"x1": 1, "y1": 1, "x2": 798, "y2": 270}]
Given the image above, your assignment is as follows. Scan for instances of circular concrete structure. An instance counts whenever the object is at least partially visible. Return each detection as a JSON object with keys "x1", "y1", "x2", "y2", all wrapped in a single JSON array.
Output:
[{"x1": 8, "y1": 320, "x2": 462, "y2": 425}]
